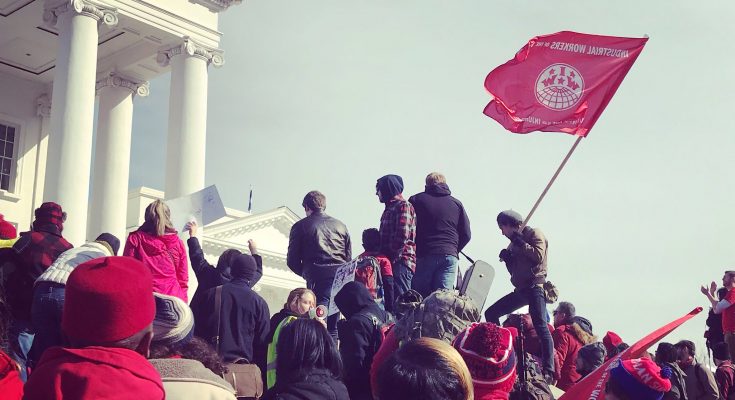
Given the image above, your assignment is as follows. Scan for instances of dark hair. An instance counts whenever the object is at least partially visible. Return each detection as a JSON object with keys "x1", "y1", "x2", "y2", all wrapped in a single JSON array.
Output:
[
  {"x1": 362, "y1": 228, "x2": 381, "y2": 252},
  {"x1": 655, "y1": 342, "x2": 679, "y2": 363},
  {"x1": 376, "y1": 338, "x2": 473, "y2": 400},
  {"x1": 607, "y1": 342, "x2": 630, "y2": 359},
  {"x1": 150, "y1": 336, "x2": 227, "y2": 375},
  {"x1": 675, "y1": 340, "x2": 696, "y2": 356},
  {"x1": 718, "y1": 287, "x2": 728, "y2": 301},
  {"x1": 556, "y1": 301, "x2": 576, "y2": 318},
  {"x1": 216, "y1": 249, "x2": 241, "y2": 280},
  {"x1": 275, "y1": 318, "x2": 342, "y2": 382},
  {"x1": 302, "y1": 191, "x2": 326, "y2": 212}
]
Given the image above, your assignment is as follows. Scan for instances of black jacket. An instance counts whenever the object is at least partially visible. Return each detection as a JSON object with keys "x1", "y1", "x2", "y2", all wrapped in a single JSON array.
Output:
[
  {"x1": 187, "y1": 237, "x2": 263, "y2": 307},
  {"x1": 335, "y1": 282, "x2": 386, "y2": 400},
  {"x1": 267, "y1": 308, "x2": 299, "y2": 345},
  {"x1": 261, "y1": 370, "x2": 350, "y2": 400},
  {"x1": 409, "y1": 183, "x2": 471, "y2": 258},
  {"x1": 191, "y1": 279, "x2": 270, "y2": 371},
  {"x1": 287, "y1": 211, "x2": 351, "y2": 277}
]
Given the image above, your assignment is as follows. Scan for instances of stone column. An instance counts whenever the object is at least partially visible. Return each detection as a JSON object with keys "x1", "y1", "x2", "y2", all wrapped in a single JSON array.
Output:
[
  {"x1": 157, "y1": 38, "x2": 224, "y2": 200},
  {"x1": 87, "y1": 74, "x2": 149, "y2": 244},
  {"x1": 42, "y1": 0, "x2": 118, "y2": 245},
  {"x1": 33, "y1": 94, "x2": 52, "y2": 212}
]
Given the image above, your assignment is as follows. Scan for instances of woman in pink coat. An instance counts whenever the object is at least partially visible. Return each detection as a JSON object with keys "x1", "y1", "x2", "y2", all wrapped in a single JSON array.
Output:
[{"x1": 124, "y1": 200, "x2": 189, "y2": 302}]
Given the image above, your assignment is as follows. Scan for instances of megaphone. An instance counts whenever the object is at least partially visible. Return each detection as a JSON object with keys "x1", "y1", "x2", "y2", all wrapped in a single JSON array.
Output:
[{"x1": 308, "y1": 305, "x2": 328, "y2": 321}]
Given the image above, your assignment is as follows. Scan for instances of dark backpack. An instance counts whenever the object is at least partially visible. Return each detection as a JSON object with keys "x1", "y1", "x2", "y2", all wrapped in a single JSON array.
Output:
[
  {"x1": 354, "y1": 256, "x2": 384, "y2": 309},
  {"x1": 510, "y1": 353, "x2": 554, "y2": 400},
  {"x1": 355, "y1": 311, "x2": 393, "y2": 362}
]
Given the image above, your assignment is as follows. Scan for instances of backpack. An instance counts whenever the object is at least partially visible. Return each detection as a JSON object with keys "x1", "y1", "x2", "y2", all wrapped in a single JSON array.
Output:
[
  {"x1": 355, "y1": 311, "x2": 394, "y2": 362},
  {"x1": 510, "y1": 353, "x2": 554, "y2": 400},
  {"x1": 354, "y1": 256, "x2": 385, "y2": 309}
]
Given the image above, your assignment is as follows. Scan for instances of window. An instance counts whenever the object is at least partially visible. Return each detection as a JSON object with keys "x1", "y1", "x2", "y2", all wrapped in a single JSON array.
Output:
[{"x1": 0, "y1": 123, "x2": 16, "y2": 191}]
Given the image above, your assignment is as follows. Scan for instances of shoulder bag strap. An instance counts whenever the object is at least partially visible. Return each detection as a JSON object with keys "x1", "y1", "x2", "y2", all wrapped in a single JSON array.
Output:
[{"x1": 215, "y1": 285, "x2": 223, "y2": 352}]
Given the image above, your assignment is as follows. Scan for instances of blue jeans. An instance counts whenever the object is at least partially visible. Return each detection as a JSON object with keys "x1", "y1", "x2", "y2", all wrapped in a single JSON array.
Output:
[
  {"x1": 392, "y1": 259, "x2": 414, "y2": 302},
  {"x1": 8, "y1": 319, "x2": 34, "y2": 382},
  {"x1": 29, "y1": 282, "x2": 66, "y2": 366},
  {"x1": 303, "y1": 265, "x2": 340, "y2": 340},
  {"x1": 412, "y1": 255, "x2": 458, "y2": 298},
  {"x1": 484, "y1": 285, "x2": 554, "y2": 374}
]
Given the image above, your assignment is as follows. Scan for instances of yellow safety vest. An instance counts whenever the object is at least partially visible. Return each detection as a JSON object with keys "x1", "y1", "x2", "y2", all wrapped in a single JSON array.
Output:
[{"x1": 266, "y1": 315, "x2": 297, "y2": 389}]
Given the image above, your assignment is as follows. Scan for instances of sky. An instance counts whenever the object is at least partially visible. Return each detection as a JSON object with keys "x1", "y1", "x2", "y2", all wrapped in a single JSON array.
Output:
[{"x1": 127, "y1": 0, "x2": 735, "y2": 359}]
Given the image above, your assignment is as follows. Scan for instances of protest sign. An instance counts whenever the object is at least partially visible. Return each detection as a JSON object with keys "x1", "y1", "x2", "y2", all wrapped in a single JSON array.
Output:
[
  {"x1": 166, "y1": 185, "x2": 227, "y2": 232},
  {"x1": 328, "y1": 259, "x2": 359, "y2": 316}
]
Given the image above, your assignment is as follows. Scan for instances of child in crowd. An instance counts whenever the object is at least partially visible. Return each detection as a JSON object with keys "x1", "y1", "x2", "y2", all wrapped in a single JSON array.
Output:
[{"x1": 358, "y1": 228, "x2": 394, "y2": 313}]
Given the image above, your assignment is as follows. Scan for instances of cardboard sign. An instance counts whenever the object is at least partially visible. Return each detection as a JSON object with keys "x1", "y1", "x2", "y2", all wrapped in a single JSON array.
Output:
[
  {"x1": 166, "y1": 185, "x2": 227, "y2": 232},
  {"x1": 328, "y1": 259, "x2": 358, "y2": 316}
]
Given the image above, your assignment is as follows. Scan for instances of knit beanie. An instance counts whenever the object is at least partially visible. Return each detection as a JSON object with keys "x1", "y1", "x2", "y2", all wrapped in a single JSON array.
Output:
[
  {"x1": 453, "y1": 323, "x2": 517, "y2": 396},
  {"x1": 35, "y1": 202, "x2": 65, "y2": 228},
  {"x1": 0, "y1": 214, "x2": 16, "y2": 239},
  {"x1": 376, "y1": 175, "x2": 404, "y2": 203},
  {"x1": 576, "y1": 342, "x2": 607, "y2": 375},
  {"x1": 496, "y1": 210, "x2": 523, "y2": 226},
  {"x1": 603, "y1": 331, "x2": 623, "y2": 354},
  {"x1": 231, "y1": 253, "x2": 258, "y2": 282},
  {"x1": 152, "y1": 293, "x2": 194, "y2": 346},
  {"x1": 95, "y1": 233, "x2": 120, "y2": 255},
  {"x1": 609, "y1": 357, "x2": 672, "y2": 400},
  {"x1": 713, "y1": 342, "x2": 731, "y2": 361},
  {"x1": 62, "y1": 256, "x2": 155, "y2": 343}
]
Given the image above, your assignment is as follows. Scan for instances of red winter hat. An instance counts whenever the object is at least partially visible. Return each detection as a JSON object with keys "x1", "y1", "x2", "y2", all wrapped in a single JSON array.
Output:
[
  {"x1": 453, "y1": 322, "x2": 517, "y2": 396},
  {"x1": 0, "y1": 214, "x2": 16, "y2": 239},
  {"x1": 609, "y1": 357, "x2": 672, "y2": 400},
  {"x1": 34, "y1": 202, "x2": 65, "y2": 229},
  {"x1": 603, "y1": 331, "x2": 623, "y2": 352},
  {"x1": 62, "y1": 256, "x2": 155, "y2": 343}
]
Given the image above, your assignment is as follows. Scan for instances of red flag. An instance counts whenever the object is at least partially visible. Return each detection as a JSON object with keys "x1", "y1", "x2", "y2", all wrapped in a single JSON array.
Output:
[
  {"x1": 559, "y1": 307, "x2": 703, "y2": 400},
  {"x1": 484, "y1": 31, "x2": 647, "y2": 137}
]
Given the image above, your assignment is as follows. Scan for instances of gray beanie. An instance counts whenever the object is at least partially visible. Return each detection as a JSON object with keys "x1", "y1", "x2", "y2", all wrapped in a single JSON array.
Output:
[{"x1": 497, "y1": 210, "x2": 523, "y2": 226}]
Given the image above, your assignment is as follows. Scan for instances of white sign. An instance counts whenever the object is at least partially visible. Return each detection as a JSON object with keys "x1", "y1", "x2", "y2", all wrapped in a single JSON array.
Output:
[
  {"x1": 328, "y1": 259, "x2": 359, "y2": 316},
  {"x1": 166, "y1": 185, "x2": 227, "y2": 232}
]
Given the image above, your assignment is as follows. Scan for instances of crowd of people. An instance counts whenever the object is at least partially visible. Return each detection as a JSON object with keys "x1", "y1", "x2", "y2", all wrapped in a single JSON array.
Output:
[{"x1": 0, "y1": 172, "x2": 733, "y2": 400}]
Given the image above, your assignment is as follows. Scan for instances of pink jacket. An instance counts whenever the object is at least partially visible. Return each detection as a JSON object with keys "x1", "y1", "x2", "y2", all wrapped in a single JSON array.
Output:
[{"x1": 123, "y1": 230, "x2": 188, "y2": 302}]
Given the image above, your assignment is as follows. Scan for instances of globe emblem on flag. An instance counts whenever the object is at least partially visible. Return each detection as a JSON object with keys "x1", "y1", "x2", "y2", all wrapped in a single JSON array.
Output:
[{"x1": 535, "y1": 63, "x2": 585, "y2": 111}]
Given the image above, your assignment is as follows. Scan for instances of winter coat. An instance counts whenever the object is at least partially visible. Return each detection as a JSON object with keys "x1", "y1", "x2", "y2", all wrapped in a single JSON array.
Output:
[
  {"x1": 680, "y1": 361, "x2": 719, "y2": 400},
  {"x1": 262, "y1": 369, "x2": 350, "y2": 400},
  {"x1": 335, "y1": 281, "x2": 387, "y2": 400},
  {"x1": 23, "y1": 346, "x2": 165, "y2": 400},
  {"x1": 715, "y1": 361, "x2": 735, "y2": 400},
  {"x1": 0, "y1": 350, "x2": 22, "y2": 400},
  {"x1": 124, "y1": 230, "x2": 189, "y2": 302},
  {"x1": 408, "y1": 182, "x2": 471, "y2": 258},
  {"x1": 552, "y1": 317, "x2": 596, "y2": 391},
  {"x1": 503, "y1": 226, "x2": 548, "y2": 289},
  {"x1": 267, "y1": 308, "x2": 299, "y2": 346},
  {"x1": 191, "y1": 279, "x2": 270, "y2": 370},
  {"x1": 35, "y1": 241, "x2": 113, "y2": 286},
  {"x1": 287, "y1": 211, "x2": 351, "y2": 277},
  {"x1": 662, "y1": 361, "x2": 689, "y2": 400},
  {"x1": 706, "y1": 308, "x2": 725, "y2": 348},
  {"x1": 149, "y1": 358, "x2": 236, "y2": 400},
  {"x1": 6, "y1": 223, "x2": 72, "y2": 320}
]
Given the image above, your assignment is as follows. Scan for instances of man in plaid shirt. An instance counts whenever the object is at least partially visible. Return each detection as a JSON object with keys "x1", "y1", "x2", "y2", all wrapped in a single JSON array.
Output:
[{"x1": 376, "y1": 175, "x2": 416, "y2": 301}]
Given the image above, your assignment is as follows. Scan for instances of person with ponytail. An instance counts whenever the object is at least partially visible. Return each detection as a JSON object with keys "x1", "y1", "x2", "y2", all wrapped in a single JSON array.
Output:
[{"x1": 124, "y1": 200, "x2": 189, "y2": 302}]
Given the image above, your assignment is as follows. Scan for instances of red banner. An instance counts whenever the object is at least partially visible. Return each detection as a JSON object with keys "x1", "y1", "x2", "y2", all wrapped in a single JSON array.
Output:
[
  {"x1": 483, "y1": 31, "x2": 647, "y2": 137},
  {"x1": 559, "y1": 307, "x2": 703, "y2": 400}
]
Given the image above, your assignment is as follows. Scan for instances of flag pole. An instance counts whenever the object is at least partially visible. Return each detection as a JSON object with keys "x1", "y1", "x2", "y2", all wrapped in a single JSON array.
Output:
[{"x1": 522, "y1": 135, "x2": 584, "y2": 227}]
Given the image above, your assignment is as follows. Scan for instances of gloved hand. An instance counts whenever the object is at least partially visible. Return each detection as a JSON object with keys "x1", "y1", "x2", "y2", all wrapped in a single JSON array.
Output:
[
  {"x1": 499, "y1": 249, "x2": 512, "y2": 263},
  {"x1": 510, "y1": 231, "x2": 526, "y2": 246}
]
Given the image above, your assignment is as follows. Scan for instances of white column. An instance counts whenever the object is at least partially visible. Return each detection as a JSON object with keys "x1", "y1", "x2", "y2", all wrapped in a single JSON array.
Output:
[
  {"x1": 42, "y1": 0, "x2": 118, "y2": 246},
  {"x1": 33, "y1": 94, "x2": 52, "y2": 213},
  {"x1": 157, "y1": 39, "x2": 224, "y2": 199},
  {"x1": 87, "y1": 74, "x2": 149, "y2": 243}
]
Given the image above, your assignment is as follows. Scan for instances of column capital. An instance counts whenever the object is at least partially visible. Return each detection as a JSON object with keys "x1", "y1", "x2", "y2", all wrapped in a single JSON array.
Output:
[
  {"x1": 43, "y1": 0, "x2": 118, "y2": 28},
  {"x1": 188, "y1": 0, "x2": 242, "y2": 13},
  {"x1": 37, "y1": 94, "x2": 52, "y2": 117},
  {"x1": 96, "y1": 73, "x2": 150, "y2": 97},
  {"x1": 156, "y1": 37, "x2": 225, "y2": 68}
]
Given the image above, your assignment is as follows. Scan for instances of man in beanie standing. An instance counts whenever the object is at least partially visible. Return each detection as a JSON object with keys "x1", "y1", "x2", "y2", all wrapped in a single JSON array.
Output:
[
  {"x1": 23, "y1": 256, "x2": 164, "y2": 399},
  {"x1": 5, "y1": 202, "x2": 72, "y2": 380},
  {"x1": 605, "y1": 357, "x2": 672, "y2": 400},
  {"x1": 409, "y1": 172, "x2": 471, "y2": 298},
  {"x1": 192, "y1": 253, "x2": 270, "y2": 375},
  {"x1": 29, "y1": 233, "x2": 120, "y2": 365},
  {"x1": 675, "y1": 340, "x2": 719, "y2": 400},
  {"x1": 376, "y1": 174, "x2": 416, "y2": 300},
  {"x1": 287, "y1": 190, "x2": 350, "y2": 339},
  {"x1": 711, "y1": 342, "x2": 735, "y2": 400},
  {"x1": 452, "y1": 322, "x2": 517, "y2": 400},
  {"x1": 484, "y1": 209, "x2": 554, "y2": 382}
]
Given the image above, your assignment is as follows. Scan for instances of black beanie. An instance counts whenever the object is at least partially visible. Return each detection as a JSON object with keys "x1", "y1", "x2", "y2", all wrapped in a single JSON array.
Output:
[
  {"x1": 231, "y1": 254, "x2": 258, "y2": 283},
  {"x1": 95, "y1": 233, "x2": 121, "y2": 255},
  {"x1": 497, "y1": 210, "x2": 523, "y2": 226},
  {"x1": 713, "y1": 342, "x2": 731, "y2": 361}
]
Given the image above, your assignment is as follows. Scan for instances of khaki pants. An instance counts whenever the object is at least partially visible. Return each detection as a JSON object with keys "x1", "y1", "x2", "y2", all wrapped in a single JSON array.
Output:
[{"x1": 725, "y1": 332, "x2": 735, "y2": 361}]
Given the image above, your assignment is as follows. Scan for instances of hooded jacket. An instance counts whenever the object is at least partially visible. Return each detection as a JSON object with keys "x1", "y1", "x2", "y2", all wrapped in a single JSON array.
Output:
[
  {"x1": 124, "y1": 230, "x2": 189, "y2": 302},
  {"x1": 376, "y1": 175, "x2": 416, "y2": 269},
  {"x1": 36, "y1": 241, "x2": 113, "y2": 286},
  {"x1": 262, "y1": 370, "x2": 350, "y2": 400},
  {"x1": 503, "y1": 226, "x2": 547, "y2": 289},
  {"x1": 149, "y1": 358, "x2": 236, "y2": 400},
  {"x1": 334, "y1": 281, "x2": 387, "y2": 400},
  {"x1": 552, "y1": 316, "x2": 596, "y2": 391},
  {"x1": 23, "y1": 346, "x2": 165, "y2": 400},
  {"x1": 408, "y1": 182, "x2": 471, "y2": 258}
]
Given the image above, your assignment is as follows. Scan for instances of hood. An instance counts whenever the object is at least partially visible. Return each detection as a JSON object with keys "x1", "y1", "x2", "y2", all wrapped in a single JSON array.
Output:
[
  {"x1": 132, "y1": 230, "x2": 181, "y2": 255},
  {"x1": 149, "y1": 358, "x2": 233, "y2": 392},
  {"x1": 376, "y1": 175, "x2": 404, "y2": 203},
  {"x1": 425, "y1": 182, "x2": 451, "y2": 196},
  {"x1": 569, "y1": 317, "x2": 596, "y2": 345},
  {"x1": 334, "y1": 281, "x2": 375, "y2": 318},
  {"x1": 40, "y1": 346, "x2": 164, "y2": 385}
]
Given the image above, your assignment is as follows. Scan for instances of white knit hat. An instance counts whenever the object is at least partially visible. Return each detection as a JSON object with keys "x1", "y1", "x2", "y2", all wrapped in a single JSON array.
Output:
[{"x1": 152, "y1": 292, "x2": 195, "y2": 346}]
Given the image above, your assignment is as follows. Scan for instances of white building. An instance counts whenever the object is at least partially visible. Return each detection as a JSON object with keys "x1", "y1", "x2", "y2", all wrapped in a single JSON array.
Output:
[{"x1": 0, "y1": 0, "x2": 305, "y2": 307}]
